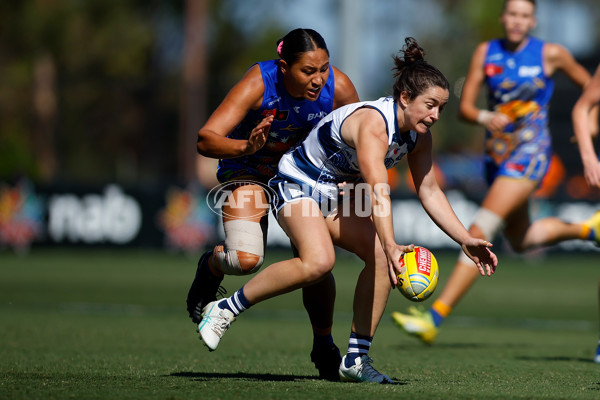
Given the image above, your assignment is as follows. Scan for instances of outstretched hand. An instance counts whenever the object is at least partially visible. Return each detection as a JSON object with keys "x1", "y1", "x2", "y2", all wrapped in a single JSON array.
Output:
[
  {"x1": 583, "y1": 159, "x2": 600, "y2": 188},
  {"x1": 461, "y1": 238, "x2": 498, "y2": 276},
  {"x1": 245, "y1": 114, "x2": 274, "y2": 155}
]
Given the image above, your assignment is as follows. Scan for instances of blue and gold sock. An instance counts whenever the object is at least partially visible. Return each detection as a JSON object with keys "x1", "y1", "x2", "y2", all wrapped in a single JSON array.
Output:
[{"x1": 430, "y1": 299, "x2": 452, "y2": 327}]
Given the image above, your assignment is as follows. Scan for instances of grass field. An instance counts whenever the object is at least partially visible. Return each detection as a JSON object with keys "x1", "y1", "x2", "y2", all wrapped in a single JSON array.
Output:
[{"x1": 1, "y1": 247, "x2": 599, "y2": 399}]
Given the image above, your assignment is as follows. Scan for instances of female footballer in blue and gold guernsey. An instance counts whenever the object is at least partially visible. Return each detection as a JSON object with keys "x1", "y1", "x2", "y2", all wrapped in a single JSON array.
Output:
[
  {"x1": 392, "y1": 0, "x2": 600, "y2": 348},
  {"x1": 217, "y1": 58, "x2": 337, "y2": 183},
  {"x1": 186, "y1": 28, "x2": 359, "y2": 381},
  {"x1": 483, "y1": 35, "x2": 553, "y2": 182}
]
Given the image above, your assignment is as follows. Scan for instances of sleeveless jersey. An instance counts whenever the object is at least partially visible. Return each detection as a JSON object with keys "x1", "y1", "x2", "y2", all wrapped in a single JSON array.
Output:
[
  {"x1": 483, "y1": 36, "x2": 554, "y2": 184},
  {"x1": 217, "y1": 59, "x2": 335, "y2": 184},
  {"x1": 270, "y1": 96, "x2": 418, "y2": 212}
]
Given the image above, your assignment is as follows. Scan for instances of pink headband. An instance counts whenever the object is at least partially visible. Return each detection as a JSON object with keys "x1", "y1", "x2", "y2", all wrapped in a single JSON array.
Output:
[{"x1": 277, "y1": 41, "x2": 283, "y2": 57}]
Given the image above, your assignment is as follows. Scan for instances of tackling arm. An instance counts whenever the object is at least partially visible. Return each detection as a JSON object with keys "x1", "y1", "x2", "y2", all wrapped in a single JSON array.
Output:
[{"x1": 197, "y1": 65, "x2": 273, "y2": 159}]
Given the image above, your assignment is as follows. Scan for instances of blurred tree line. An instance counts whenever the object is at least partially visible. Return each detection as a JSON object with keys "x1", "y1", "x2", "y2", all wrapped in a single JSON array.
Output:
[
  {"x1": 1, "y1": 0, "x2": 598, "y2": 190},
  {"x1": 0, "y1": 0, "x2": 296, "y2": 187}
]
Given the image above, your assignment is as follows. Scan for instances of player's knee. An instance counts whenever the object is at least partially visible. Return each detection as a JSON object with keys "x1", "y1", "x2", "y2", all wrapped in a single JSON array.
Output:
[
  {"x1": 304, "y1": 253, "x2": 335, "y2": 282},
  {"x1": 236, "y1": 251, "x2": 264, "y2": 274},
  {"x1": 458, "y1": 208, "x2": 505, "y2": 265},
  {"x1": 213, "y1": 248, "x2": 264, "y2": 275},
  {"x1": 216, "y1": 219, "x2": 266, "y2": 275},
  {"x1": 472, "y1": 208, "x2": 505, "y2": 242}
]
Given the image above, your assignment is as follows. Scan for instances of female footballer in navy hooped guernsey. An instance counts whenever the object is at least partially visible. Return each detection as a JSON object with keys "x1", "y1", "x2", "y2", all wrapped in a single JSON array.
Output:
[
  {"x1": 197, "y1": 37, "x2": 497, "y2": 384},
  {"x1": 186, "y1": 28, "x2": 359, "y2": 381}
]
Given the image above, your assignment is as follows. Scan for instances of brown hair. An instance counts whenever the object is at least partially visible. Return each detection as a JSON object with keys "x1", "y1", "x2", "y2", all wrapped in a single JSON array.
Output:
[
  {"x1": 391, "y1": 37, "x2": 449, "y2": 102},
  {"x1": 503, "y1": 0, "x2": 536, "y2": 11}
]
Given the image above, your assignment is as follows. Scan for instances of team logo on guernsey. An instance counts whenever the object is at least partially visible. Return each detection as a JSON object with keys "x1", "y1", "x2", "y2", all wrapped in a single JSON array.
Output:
[
  {"x1": 262, "y1": 109, "x2": 289, "y2": 121},
  {"x1": 206, "y1": 181, "x2": 276, "y2": 219},
  {"x1": 485, "y1": 63, "x2": 503, "y2": 77}
]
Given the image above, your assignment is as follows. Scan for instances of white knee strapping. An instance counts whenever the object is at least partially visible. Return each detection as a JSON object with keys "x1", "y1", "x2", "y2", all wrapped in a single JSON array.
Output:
[
  {"x1": 458, "y1": 207, "x2": 505, "y2": 265},
  {"x1": 214, "y1": 220, "x2": 266, "y2": 275}
]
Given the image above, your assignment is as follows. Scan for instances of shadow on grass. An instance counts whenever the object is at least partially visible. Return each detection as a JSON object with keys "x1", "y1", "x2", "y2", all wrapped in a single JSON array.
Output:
[
  {"x1": 170, "y1": 371, "x2": 315, "y2": 382},
  {"x1": 170, "y1": 371, "x2": 408, "y2": 385},
  {"x1": 515, "y1": 355, "x2": 595, "y2": 363},
  {"x1": 392, "y1": 342, "x2": 522, "y2": 350}
]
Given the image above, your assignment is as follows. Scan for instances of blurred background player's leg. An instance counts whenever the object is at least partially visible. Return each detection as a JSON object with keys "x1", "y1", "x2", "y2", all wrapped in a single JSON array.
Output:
[{"x1": 393, "y1": 178, "x2": 600, "y2": 345}]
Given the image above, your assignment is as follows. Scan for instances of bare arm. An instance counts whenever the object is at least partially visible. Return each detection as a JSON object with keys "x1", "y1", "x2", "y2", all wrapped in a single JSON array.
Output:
[
  {"x1": 331, "y1": 65, "x2": 360, "y2": 109},
  {"x1": 196, "y1": 64, "x2": 273, "y2": 159},
  {"x1": 344, "y1": 108, "x2": 414, "y2": 285},
  {"x1": 572, "y1": 64, "x2": 600, "y2": 187},
  {"x1": 459, "y1": 41, "x2": 511, "y2": 132},
  {"x1": 545, "y1": 43, "x2": 599, "y2": 133},
  {"x1": 407, "y1": 134, "x2": 498, "y2": 276},
  {"x1": 543, "y1": 43, "x2": 590, "y2": 86}
]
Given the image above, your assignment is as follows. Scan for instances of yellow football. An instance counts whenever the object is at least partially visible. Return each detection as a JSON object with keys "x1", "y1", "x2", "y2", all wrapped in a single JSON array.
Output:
[{"x1": 396, "y1": 246, "x2": 439, "y2": 302}]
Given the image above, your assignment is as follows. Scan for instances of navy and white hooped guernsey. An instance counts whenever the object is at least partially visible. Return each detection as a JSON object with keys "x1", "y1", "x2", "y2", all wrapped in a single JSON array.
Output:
[{"x1": 269, "y1": 96, "x2": 418, "y2": 214}]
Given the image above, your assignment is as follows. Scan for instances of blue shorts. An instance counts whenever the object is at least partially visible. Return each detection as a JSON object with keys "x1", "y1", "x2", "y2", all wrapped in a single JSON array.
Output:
[
  {"x1": 217, "y1": 159, "x2": 276, "y2": 185},
  {"x1": 485, "y1": 127, "x2": 552, "y2": 186}
]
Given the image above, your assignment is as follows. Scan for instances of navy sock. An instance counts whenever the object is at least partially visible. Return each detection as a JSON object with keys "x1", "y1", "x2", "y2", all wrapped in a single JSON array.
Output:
[
  {"x1": 312, "y1": 332, "x2": 334, "y2": 351},
  {"x1": 345, "y1": 332, "x2": 372, "y2": 367},
  {"x1": 218, "y1": 286, "x2": 252, "y2": 317}
]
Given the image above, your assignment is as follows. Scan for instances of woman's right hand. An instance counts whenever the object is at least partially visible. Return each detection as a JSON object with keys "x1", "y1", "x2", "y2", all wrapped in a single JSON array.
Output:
[
  {"x1": 244, "y1": 114, "x2": 274, "y2": 155},
  {"x1": 385, "y1": 243, "x2": 415, "y2": 287},
  {"x1": 483, "y1": 111, "x2": 511, "y2": 132},
  {"x1": 583, "y1": 158, "x2": 600, "y2": 188}
]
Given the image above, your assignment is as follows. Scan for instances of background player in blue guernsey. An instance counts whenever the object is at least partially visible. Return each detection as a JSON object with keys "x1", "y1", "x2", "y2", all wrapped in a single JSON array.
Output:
[
  {"x1": 186, "y1": 28, "x2": 359, "y2": 380},
  {"x1": 392, "y1": 0, "x2": 600, "y2": 347},
  {"x1": 196, "y1": 37, "x2": 498, "y2": 384}
]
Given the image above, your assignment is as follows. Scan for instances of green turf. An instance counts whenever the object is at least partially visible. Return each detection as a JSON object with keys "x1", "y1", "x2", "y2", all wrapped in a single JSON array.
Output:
[{"x1": 1, "y1": 248, "x2": 599, "y2": 399}]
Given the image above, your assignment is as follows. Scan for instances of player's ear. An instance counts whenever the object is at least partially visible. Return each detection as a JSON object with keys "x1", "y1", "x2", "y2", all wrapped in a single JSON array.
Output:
[
  {"x1": 399, "y1": 91, "x2": 411, "y2": 108},
  {"x1": 279, "y1": 59, "x2": 289, "y2": 75}
]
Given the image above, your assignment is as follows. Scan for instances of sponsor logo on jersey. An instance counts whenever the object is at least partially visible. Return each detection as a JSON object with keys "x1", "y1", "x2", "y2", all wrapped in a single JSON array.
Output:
[
  {"x1": 485, "y1": 63, "x2": 503, "y2": 77},
  {"x1": 262, "y1": 109, "x2": 289, "y2": 121},
  {"x1": 267, "y1": 96, "x2": 282, "y2": 107},
  {"x1": 518, "y1": 65, "x2": 542, "y2": 77},
  {"x1": 307, "y1": 111, "x2": 328, "y2": 121}
]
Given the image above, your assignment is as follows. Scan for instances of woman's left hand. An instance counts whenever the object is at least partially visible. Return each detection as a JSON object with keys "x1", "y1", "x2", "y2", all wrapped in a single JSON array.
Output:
[{"x1": 461, "y1": 238, "x2": 498, "y2": 276}]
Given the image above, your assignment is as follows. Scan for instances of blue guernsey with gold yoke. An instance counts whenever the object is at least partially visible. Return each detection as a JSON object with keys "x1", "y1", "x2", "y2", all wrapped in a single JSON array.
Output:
[
  {"x1": 217, "y1": 59, "x2": 335, "y2": 184},
  {"x1": 483, "y1": 36, "x2": 554, "y2": 185}
]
